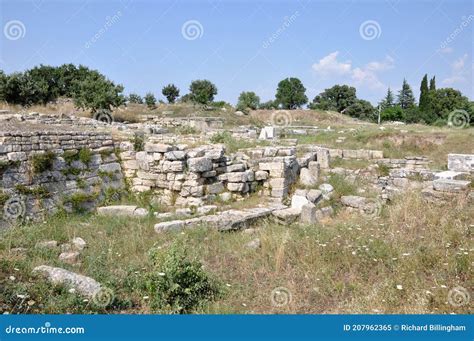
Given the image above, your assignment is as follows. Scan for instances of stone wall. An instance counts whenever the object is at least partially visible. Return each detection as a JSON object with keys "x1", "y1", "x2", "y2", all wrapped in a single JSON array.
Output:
[
  {"x1": 119, "y1": 142, "x2": 303, "y2": 206},
  {"x1": 0, "y1": 127, "x2": 124, "y2": 226}
]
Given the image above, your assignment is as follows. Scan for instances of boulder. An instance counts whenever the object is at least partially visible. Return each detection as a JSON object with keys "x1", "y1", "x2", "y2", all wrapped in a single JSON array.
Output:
[
  {"x1": 319, "y1": 183, "x2": 334, "y2": 194},
  {"x1": 97, "y1": 205, "x2": 148, "y2": 217},
  {"x1": 32, "y1": 265, "x2": 101, "y2": 298},
  {"x1": 72, "y1": 237, "x2": 86, "y2": 251},
  {"x1": 291, "y1": 194, "x2": 310, "y2": 211},
  {"x1": 433, "y1": 179, "x2": 471, "y2": 192},
  {"x1": 299, "y1": 168, "x2": 317, "y2": 186},
  {"x1": 307, "y1": 189, "x2": 323, "y2": 204},
  {"x1": 341, "y1": 195, "x2": 367, "y2": 209},
  {"x1": 154, "y1": 220, "x2": 185, "y2": 233},
  {"x1": 272, "y1": 208, "x2": 300, "y2": 223},
  {"x1": 59, "y1": 251, "x2": 80, "y2": 265}
]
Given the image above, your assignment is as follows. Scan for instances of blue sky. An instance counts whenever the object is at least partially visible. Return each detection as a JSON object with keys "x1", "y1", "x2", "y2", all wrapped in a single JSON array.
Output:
[{"x1": 0, "y1": 0, "x2": 472, "y2": 105}]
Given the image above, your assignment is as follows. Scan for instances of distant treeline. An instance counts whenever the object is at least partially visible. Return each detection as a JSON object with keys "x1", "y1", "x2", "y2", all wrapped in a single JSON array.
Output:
[{"x1": 0, "y1": 64, "x2": 472, "y2": 126}]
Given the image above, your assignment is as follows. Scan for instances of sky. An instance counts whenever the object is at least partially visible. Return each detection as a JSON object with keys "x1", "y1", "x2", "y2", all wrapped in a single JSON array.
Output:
[{"x1": 0, "y1": 0, "x2": 473, "y2": 105}]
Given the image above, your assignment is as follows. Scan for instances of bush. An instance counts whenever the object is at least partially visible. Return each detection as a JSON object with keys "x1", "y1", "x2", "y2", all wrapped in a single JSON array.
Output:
[
  {"x1": 381, "y1": 106, "x2": 405, "y2": 122},
  {"x1": 147, "y1": 242, "x2": 221, "y2": 314},
  {"x1": 144, "y1": 93, "x2": 156, "y2": 109},
  {"x1": 344, "y1": 99, "x2": 377, "y2": 121},
  {"x1": 128, "y1": 93, "x2": 143, "y2": 104},
  {"x1": 162, "y1": 84, "x2": 180, "y2": 104},
  {"x1": 31, "y1": 151, "x2": 56, "y2": 174}
]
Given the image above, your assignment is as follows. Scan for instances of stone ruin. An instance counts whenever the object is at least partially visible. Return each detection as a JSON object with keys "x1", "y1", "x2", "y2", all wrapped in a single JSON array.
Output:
[{"x1": 0, "y1": 112, "x2": 472, "y2": 231}]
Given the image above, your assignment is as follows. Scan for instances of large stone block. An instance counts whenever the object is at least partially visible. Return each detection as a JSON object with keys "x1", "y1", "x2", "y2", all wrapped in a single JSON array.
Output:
[{"x1": 187, "y1": 157, "x2": 213, "y2": 172}]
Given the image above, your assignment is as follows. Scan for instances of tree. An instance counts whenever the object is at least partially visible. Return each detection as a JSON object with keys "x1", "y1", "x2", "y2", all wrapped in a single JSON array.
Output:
[
  {"x1": 144, "y1": 93, "x2": 156, "y2": 109},
  {"x1": 189, "y1": 80, "x2": 217, "y2": 105},
  {"x1": 344, "y1": 99, "x2": 376, "y2": 121},
  {"x1": 162, "y1": 84, "x2": 180, "y2": 104},
  {"x1": 429, "y1": 76, "x2": 436, "y2": 91},
  {"x1": 397, "y1": 79, "x2": 415, "y2": 109},
  {"x1": 259, "y1": 100, "x2": 278, "y2": 109},
  {"x1": 128, "y1": 93, "x2": 143, "y2": 104},
  {"x1": 310, "y1": 85, "x2": 357, "y2": 112},
  {"x1": 275, "y1": 77, "x2": 307, "y2": 109},
  {"x1": 381, "y1": 105, "x2": 405, "y2": 122},
  {"x1": 0, "y1": 70, "x2": 6, "y2": 101},
  {"x1": 379, "y1": 87, "x2": 395, "y2": 111},
  {"x1": 72, "y1": 73, "x2": 125, "y2": 112},
  {"x1": 428, "y1": 88, "x2": 472, "y2": 124},
  {"x1": 236, "y1": 91, "x2": 260, "y2": 111},
  {"x1": 419, "y1": 74, "x2": 430, "y2": 113}
]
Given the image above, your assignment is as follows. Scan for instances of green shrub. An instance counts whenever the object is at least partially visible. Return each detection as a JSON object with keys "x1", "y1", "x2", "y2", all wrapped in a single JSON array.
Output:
[
  {"x1": 147, "y1": 242, "x2": 221, "y2": 314},
  {"x1": 65, "y1": 192, "x2": 99, "y2": 213},
  {"x1": 31, "y1": 151, "x2": 56, "y2": 174},
  {"x1": 15, "y1": 184, "x2": 50, "y2": 198},
  {"x1": 175, "y1": 125, "x2": 198, "y2": 135},
  {"x1": 377, "y1": 163, "x2": 390, "y2": 177},
  {"x1": 132, "y1": 133, "x2": 145, "y2": 152},
  {"x1": 78, "y1": 148, "x2": 92, "y2": 165}
]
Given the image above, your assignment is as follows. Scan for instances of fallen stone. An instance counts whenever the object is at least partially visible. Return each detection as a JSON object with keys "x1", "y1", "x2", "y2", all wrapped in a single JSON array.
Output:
[
  {"x1": 72, "y1": 237, "x2": 86, "y2": 251},
  {"x1": 291, "y1": 194, "x2": 310, "y2": 211},
  {"x1": 97, "y1": 205, "x2": 149, "y2": 217},
  {"x1": 272, "y1": 207, "x2": 300, "y2": 223},
  {"x1": 154, "y1": 220, "x2": 185, "y2": 233},
  {"x1": 433, "y1": 179, "x2": 471, "y2": 192},
  {"x1": 341, "y1": 195, "x2": 367, "y2": 209},
  {"x1": 197, "y1": 205, "x2": 217, "y2": 215},
  {"x1": 319, "y1": 183, "x2": 334, "y2": 194},
  {"x1": 33, "y1": 265, "x2": 101, "y2": 297},
  {"x1": 433, "y1": 170, "x2": 469, "y2": 181},
  {"x1": 307, "y1": 189, "x2": 323, "y2": 204},
  {"x1": 35, "y1": 240, "x2": 58, "y2": 249},
  {"x1": 315, "y1": 206, "x2": 333, "y2": 220},
  {"x1": 300, "y1": 203, "x2": 317, "y2": 224},
  {"x1": 59, "y1": 251, "x2": 80, "y2": 264},
  {"x1": 300, "y1": 168, "x2": 317, "y2": 186}
]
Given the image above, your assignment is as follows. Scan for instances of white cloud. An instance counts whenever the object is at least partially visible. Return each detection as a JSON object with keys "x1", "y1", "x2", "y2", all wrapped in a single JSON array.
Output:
[
  {"x1": 311, "y1": 51, "x2": 352, "y2": 77},
  {"x1": 443, "y1": 54, "x2": 470, "y2": 85},
  {"x1": 312, "y1": 52, "x2": 394, "y2": 90}
]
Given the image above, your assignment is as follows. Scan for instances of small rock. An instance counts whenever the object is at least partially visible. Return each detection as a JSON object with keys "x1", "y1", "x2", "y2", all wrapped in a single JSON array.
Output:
[
  {"x1": 154, "y1": 220, "x2": 185, "y2": 233},
  {"x1": 59, "y1": 251, "x2": 80, "y2": 264},
  {"x1": 245, "y1": 238, "x2": 261, "y2": 249},
  {"x1": 319, "y1": 183, "x2": 334, "y2": 194},
  {"x1": 300, "y1": 203, "x2": 317, "y2": 224},
  {"x1": 72, "y1": 237, "x2": 87, "y2": 251},
  {"x1": 35, "y1": 240, "x2": 58, "y2": 249}
]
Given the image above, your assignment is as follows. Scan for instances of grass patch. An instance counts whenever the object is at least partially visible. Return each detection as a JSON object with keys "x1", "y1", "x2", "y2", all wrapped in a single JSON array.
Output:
[{"x1": 31, "y1": 151, "x2": 56, "y2": 174}]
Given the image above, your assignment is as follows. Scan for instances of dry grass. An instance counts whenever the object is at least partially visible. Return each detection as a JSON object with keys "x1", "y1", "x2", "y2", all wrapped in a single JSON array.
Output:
[{"x1": 0, "y1": 190, "x2": 471, "y2": 314}]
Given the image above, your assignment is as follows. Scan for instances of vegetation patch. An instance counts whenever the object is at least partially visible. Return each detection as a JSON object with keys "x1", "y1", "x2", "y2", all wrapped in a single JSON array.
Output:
[
  {"x1": 15, "y1": 184, "x2": 50, "y2": 199},
  {"x1": 31, "y1": 151, "x2": 56, "y2": 174}
]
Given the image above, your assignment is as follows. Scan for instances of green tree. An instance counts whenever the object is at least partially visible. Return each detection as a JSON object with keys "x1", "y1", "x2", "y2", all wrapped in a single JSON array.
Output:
[
  {"x1": 275, "y1": 77, "x2": 308, "y2": 109},
  {"x1": 162, "y1": 84, "x2": 180, "y2": 104},
  {"x1": 381, "y1": 105, "x2": 405, "y2": 122},
  {"x1": 0, "y1": 70, "x2": 8, "y2": 101},
  {"x1": 236, "y1": 91, "x2": 260, "y2": 111},
  {"x1": 189, "y1": 80, "x2": 217, "y2": 105},
  {"x1": 419, "y1": 74, "x2": 430, "y2": 113},
  {"x1": 144, "y1": 92, "x2": 156, "y2": 109},
  {"x1": 128, "y1": 93, "x2": 143, "y2": 104},
  {"x1": 344, "y1": 99, "x2": 376, "y2": 121},
  {"x1": 429, "y1": 76, "x2": 436, "y2": 91},
  {"x1": 397, "y1": 79, "x2": 416, "y2": 109},
  {"x1": 72, "y1": 73, "x2": 125, "y2": 112},
  {"x1": 310, "y1": 85, "x2": 357, "y2": 112},
  {"x1": 379, "y1": 87, "x2": 395, "y2": 111},
  {"x1": 428, "y1": 88, "x2": 472, "y2": 124},
  {"x1": 259, "y1": 100, "x2": 278, "y2": 109}
]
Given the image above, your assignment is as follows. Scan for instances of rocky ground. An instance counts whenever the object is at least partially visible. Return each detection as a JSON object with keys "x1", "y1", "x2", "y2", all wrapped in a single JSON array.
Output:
[{"x1": 0, "y1": 105, "x2": 472, "y2": 314}]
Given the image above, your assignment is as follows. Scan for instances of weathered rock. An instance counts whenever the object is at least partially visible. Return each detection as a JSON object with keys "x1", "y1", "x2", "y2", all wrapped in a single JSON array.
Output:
[
  {"x1": 272, "y1": 207, "x2": 300, "y2": 223},
  {"x1": 154, "y1": 220, "x2": 185, "y2": 233},
  {"x1": 433, "y1": 179, "x2": 471, "y2": 192},
  {"x1": 187, "y1": 157, "x2": 213, "y2": 172},
  {"x1": 59, "y1": 251, "x2": 80, "y2": 264},
  {"x1": 291, "y1": 194, "x2": 310, "y2": 211},
  {"x1": 307, "y1": 189, "x2": 323, "y2": 204},
  {"x1": 341, "y1": 195, "x2": 367, "y2": 209},
  {"x1": 97, "y1": 205, "x2": 148, "y2": 217},
  {"x1": 300, "y1": 168, "x2": 317, "y2": 186},
  {"x1": 315, "y1": 206, "x2": 333, "y2": 220},
  {"x1": 35, "y1": 240, "x2": 58, "y2": 249},
  {"x1": 72, "y1": 237, "x2": 86, "y2": 251},
  {"x1": 32, "y1": 265, "x2": 101, "y2": 297},
  {"x1": 164, "y1": 150, "x2": 186, "y2": 161},
  {"x1": 300, "y1": 203, "x2": 317, "y2": 224},
  {"x1": 319, "y1": 183, "x2": 334, "y2": 194}
]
